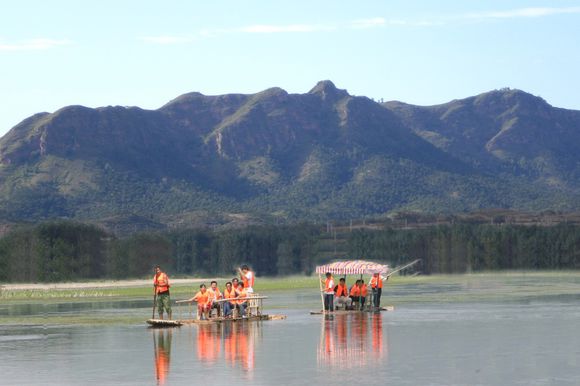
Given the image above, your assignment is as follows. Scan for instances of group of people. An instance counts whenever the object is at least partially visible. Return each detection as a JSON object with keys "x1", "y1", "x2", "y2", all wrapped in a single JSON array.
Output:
[
  {"x1": 322, "y1": 272, "x2": 386, "y2": 312},
  {"x1": 153, "y1": 264, "x2": 255, "y2": 320}
]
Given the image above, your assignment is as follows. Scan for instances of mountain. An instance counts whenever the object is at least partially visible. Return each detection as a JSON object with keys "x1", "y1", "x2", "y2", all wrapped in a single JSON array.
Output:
[
  {"x1": 384, "y1": 89, "x2": 580, "y2": 187},
  {"x1": 1, "y1": 81, "x2": 580, "y2": 229}
]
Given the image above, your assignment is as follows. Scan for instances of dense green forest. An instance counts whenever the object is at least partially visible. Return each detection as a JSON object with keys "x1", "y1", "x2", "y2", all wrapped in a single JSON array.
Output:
[{"x1": 0, "y1": 221, "x2": 579, "y2": 282}]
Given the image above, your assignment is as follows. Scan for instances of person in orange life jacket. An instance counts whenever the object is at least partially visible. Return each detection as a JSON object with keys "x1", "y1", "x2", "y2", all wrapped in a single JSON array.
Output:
[
  {"x1": 360, "y1": 279, "x2": 369, "y2": 308},
  {"x1": 207, "y1": 280, "x2": 223, "y2": 318},
  {"x1": 222, "y1": 282, "x2": 237, "y2": 318},
  {"x1": 238, "y1": 265, "x2": 255, "y2": 294},
  {"x1": 188, "y1": 284, "x2": 212, "y2": 320},
  {"x1": 349, "y1": 279, "x2": 367, "y2": 309},
  {"x1": 369, "y1": 272, "x2": 387, "y2": 309},
  {"x1": 234, "y1": 282, "x2": 248, "y2": 317},
  {"x1": 153, "y1": 265, "x2": 172, "y2": 320},
  {"x1": 334, "y1": 277, "x2": 353, "y2": 310},
  {"x1": 321, "y1": 272, "x2": 335, "y2": 312}
]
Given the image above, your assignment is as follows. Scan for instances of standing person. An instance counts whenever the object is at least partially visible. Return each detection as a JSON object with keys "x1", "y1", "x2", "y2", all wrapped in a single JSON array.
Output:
[
  {"x1": 334, "y1": 278, "x2": 352, "y2": 310},
  {"x1": 188, "y1": 284, "x2": 212, "y2": 320},
  {"x1": 207, "y1": 280, "x2": 223, "y2": 318},
  {"x1": 322, "y1": 272, "x2": 335, "y2": 312},
  {"x1": 239, "y1": 265, "x2": 255, "y2": 294},
  {"x1": 235, "y1": 282, "x2": 248, "y2": 317},
  {"x1": 222, "y1": 282, "x2": 237, "y2": 318},
  {"x1": 153, "y1": 265, "x2": 172, "y2": 320},
  {"x1": 370, "y1": 272, "x2": 387, "y2": 309}
]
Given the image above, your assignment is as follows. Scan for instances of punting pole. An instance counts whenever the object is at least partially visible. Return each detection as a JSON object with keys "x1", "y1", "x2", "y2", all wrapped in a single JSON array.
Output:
[
  {"x1": 318, "y1": 272, "x2": 325, "y2": 315},
  {"x1": 152, "y1": 292, "x2": 157, "y2": 319},
  {"x1": 386, "y1": 259, "x2": 421, "y2": 278}
]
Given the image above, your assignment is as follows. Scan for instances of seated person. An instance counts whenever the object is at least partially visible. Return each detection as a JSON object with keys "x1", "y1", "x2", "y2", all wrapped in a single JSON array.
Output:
[
  {"x1": 235, "y1": 282, "x2": 248, "y2": 317},
  {"x1": 334, "y1": 278, "x2": 353, "y2": 310},
  {"x1": 188, "y1": 284, "x2": 212, "y2": 320},
  {"x1": 359, "y1": 279, "x2": 368, "y2": 309},
  {"x1": 222, "y1": 281, "x2": 237, "y2": 318},
  {"x1": 207, "y1": 280, "x2": 223, "y2": 318},
  {"x1": 349, "y1": 279, "x2": 363, "y2": 309}
]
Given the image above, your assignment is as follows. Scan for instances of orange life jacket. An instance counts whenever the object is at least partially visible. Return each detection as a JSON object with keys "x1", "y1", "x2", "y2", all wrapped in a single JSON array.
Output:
[
  {"x1": 370, "y1": 275, "x2": 383, "y2": 289},
  {"x1": 361, "y1": 284, "x2": 368, "y2": 296},
  {"x1": 242, "y1": 271, "x2": 255, "y2": 289},
  {"x1": 324, "y1": 277, "x2": 334, "y2": 293},
  {"x1": 194, "y1": 290, "x2": 211, "y2": 305},
  {"x1": 335, "y1": 283, "x2": 348, "y2": 297},
  {"x1": 208, "y1": 288, "x2": 222, "y2": 301},
  {"x1": 224, "y1": 287, "x2": 236, "y2": 300},
  {"x1": 154, "y1": 272, "x2": 170, "y2": 294},
  {"x1": 236, "y1": 288, "x2": 247, "y2": 305},
  {"x1": 350, "y1": 285, "x2": 361, "y2": 297}
]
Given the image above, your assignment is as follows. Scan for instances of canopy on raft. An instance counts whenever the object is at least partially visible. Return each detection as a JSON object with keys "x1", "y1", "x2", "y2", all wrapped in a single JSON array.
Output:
[{"x1": 315, "y1": 260, "x2": 389, "y2": 275}]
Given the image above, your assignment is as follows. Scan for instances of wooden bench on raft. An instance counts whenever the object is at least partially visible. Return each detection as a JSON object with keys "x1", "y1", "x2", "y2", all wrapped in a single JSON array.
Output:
[{"x1": 175, "y1": 295, "x2": 269, "y2": 320}]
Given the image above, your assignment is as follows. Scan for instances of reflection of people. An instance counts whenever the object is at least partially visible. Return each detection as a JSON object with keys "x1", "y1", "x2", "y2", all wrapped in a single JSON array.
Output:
[
  {"x1": 153, "y1": 265, "x2": 171, "y2": 320},
  {"x1": 197, "y1": 324, "x2": 220, "y2": 363},
  {"x1": 224, "y1": 322, "x2": 255, "y2": 371},
  {"x1": 372, "y1": 313, "x2": 383, "y2": 355},
  {"x1": 334, "y1": 278, "x2": 353, "y2": 310},
  {"x1": 370, "y1": 273, "x2": 387, "y2": 309},
  {"x1": 208, "y1": 280, "x2": 223, "y2": 318},
  {"x1": 153, "y1": 329, "x2": 172, "y2": 385},
  {"x1": 239, "y1": 265, "x2": 255, "y2": 293},
  {"x1": 318, "y1": 313, "x2": 387, "y2": 368},
  {"x1": 189, "y1": 284, "x2": 211, "y2": 320},
  {"x1": 322, "y1": 272, "x2": 335, "y2": 312}
]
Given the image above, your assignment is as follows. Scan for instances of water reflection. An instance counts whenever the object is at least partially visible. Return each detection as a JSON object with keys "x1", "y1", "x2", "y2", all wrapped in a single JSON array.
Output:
[
  {"x1": 196, "y1": 322, "x2": 257, "y2": 372},
  {"x1": 152, "y1": 329, "x2": 172, "y2": 385},
  {"x1": 318, "y1": 313, "x2": 387, "y2": 368}
]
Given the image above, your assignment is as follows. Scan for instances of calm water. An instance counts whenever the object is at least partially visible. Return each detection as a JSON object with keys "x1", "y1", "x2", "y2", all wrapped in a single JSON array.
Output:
[{"x1": 1, "y1": 287, "x2": 579, "y2": 385}]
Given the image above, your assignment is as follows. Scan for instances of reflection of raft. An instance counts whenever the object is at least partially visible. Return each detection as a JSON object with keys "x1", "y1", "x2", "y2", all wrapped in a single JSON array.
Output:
[
  {"x1": 147, "y1": 314, "x2": 286, "y2": 327},
  {"x1": 309, "y1": 306, "x2": 394, "y2": 315}
]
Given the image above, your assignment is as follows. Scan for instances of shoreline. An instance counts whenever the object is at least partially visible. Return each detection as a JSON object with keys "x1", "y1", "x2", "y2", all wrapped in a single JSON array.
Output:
[
  {"x1": 1, "y1": 277, "x2": 226, "y2": 291},
  {"x1": 2, "y1": 271, "x2": 579, "y2": 292}
]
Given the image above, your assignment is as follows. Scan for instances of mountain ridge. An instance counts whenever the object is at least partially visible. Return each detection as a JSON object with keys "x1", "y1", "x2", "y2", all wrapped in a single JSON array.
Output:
[{"x1": 1, "y1": 82, "x2": 580, "y2": 227}]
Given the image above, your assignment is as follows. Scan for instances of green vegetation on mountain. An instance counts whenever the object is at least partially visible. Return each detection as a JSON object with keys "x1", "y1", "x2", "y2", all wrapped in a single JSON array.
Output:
[{"x1": 1, "y1": 82, "x2": 580, "y2": 228}]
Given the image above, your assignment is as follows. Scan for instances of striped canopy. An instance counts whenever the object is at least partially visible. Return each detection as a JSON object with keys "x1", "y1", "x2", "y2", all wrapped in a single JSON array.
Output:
[{"x1": 315, "y1": 260, "x2": 389, "y2": 275}]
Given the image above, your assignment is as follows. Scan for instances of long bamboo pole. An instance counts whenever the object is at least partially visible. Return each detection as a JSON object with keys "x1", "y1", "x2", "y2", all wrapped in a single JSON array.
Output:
[
  {"x1": 385, "y1": 259, "x2": 421, "y2": 278},
  {"x1": 318, "y1": 272, "x2": 325, "y2": 315}
]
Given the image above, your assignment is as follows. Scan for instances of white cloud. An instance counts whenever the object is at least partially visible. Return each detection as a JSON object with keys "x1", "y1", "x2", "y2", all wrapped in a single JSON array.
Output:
[
  {"x1": 139, "y1": 35, "x2": 196, "y2": 45},
  {"x1": 350, "y1": 17, "x2": 386, "y2": 29},
  {"x1": 0, "y1": 38, "x2": 69, "y2": 51},
  {"x1": 465, "y1": 6, "x2": 580, "y2": 20},
  {"x1": 239, "y1": 24, "x2": 335, "y2": 33}
]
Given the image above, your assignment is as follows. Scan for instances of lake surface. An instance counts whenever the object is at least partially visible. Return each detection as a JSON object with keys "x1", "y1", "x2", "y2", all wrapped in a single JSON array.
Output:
[{"x1": 1, "y1": 278, "x2": 579, "y2": 385}]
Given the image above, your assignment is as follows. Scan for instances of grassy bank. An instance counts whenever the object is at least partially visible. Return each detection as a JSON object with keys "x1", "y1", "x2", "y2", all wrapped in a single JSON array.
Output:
[
  {"x1": 1, "y1": 271, "x2": 578, "y2": 301},
  {"x1": 1, "y1": 271, "x2": 578, "y2": 327}
]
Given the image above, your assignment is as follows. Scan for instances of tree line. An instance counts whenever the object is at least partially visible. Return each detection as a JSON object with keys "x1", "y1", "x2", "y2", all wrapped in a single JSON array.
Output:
[{"x1": 0, "y1": 221, "x2": 579, "y2": 282}]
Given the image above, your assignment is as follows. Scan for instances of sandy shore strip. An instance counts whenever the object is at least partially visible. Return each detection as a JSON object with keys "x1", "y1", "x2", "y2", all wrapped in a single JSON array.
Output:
[{"x1": 1, "y1": 278, "x2": 227, "y2": 291}]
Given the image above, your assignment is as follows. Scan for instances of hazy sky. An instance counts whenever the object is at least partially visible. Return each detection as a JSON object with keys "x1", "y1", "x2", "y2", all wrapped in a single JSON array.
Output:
[{"x1": 1, "y1": 0, "x2": 580, "y2": 136}]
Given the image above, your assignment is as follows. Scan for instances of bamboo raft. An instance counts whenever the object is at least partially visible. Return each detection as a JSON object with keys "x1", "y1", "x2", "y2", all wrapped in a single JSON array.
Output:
[
  {"x1": 147, "y1": 294, "x2": 286, "y2": 327},
  {"x1": 309, "y1": 306, "x2": 394, "y2": 315},
  {"x1": 147, "y1": 314, "x2": 286, "y2": 327}
]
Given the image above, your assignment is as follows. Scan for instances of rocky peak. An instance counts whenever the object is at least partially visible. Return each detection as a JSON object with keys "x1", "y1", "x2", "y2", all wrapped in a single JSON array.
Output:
[{"x1": 308, "y1": 80, "x2": 349, "y2": 101}]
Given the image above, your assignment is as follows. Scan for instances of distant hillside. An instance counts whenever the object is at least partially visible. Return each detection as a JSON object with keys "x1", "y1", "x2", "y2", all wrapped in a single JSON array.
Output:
[{"x1": 1, "y1": 81, "x2": 580, "y2": 228}]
